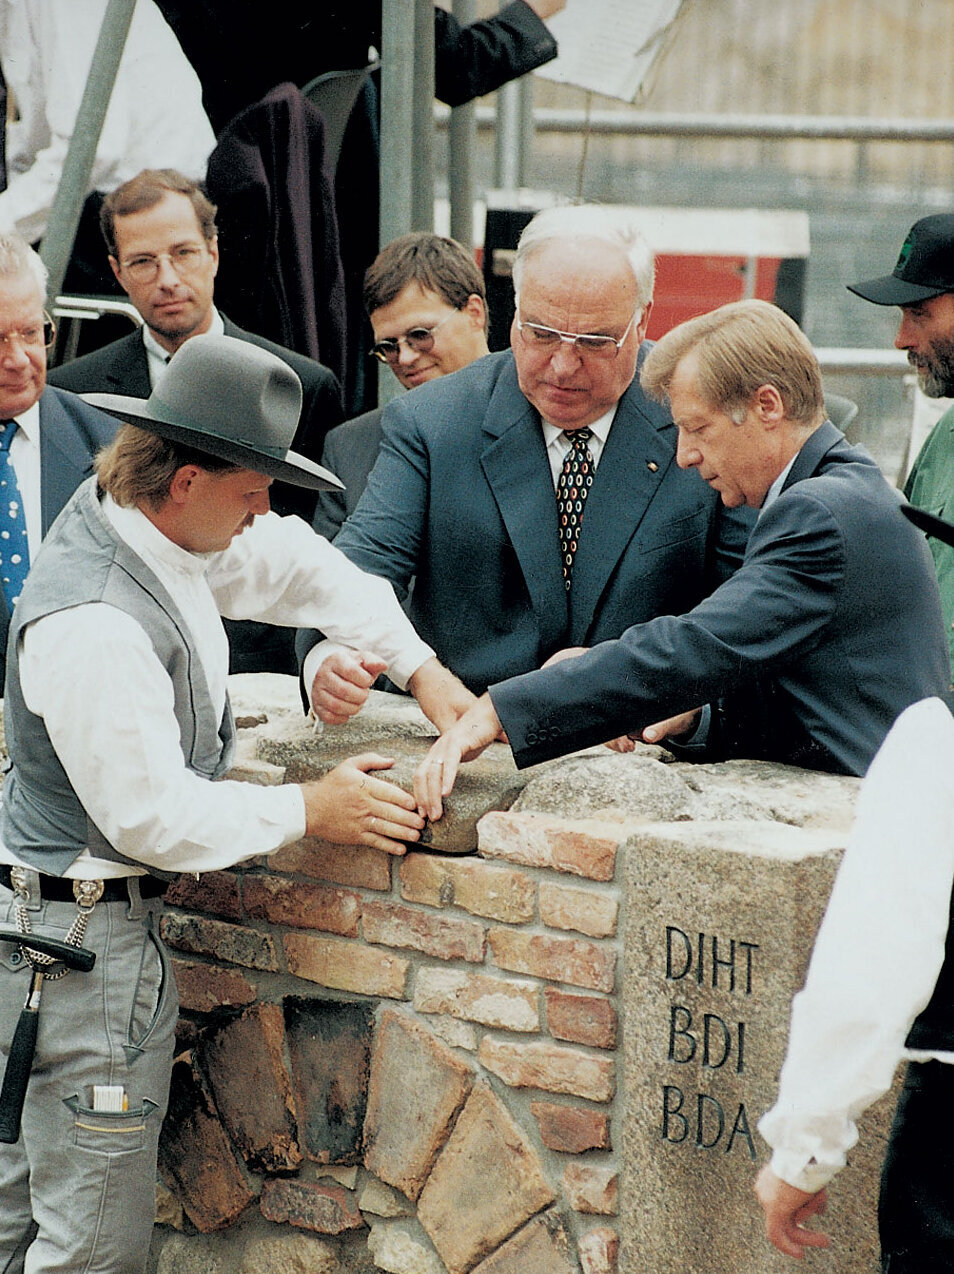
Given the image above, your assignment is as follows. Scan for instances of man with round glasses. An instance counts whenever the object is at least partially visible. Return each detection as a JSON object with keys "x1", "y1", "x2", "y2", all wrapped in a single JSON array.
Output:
[
  {"x1": 302, "y1": 204, "x2": 754, "y2": 727},
  {"x1": 0, "y1": 233, "x2": 118, "y2": 688},
  {"x1": 311, "y1": 231, "x2": 491, "y2": 542},
  {"x1": 48, "y1": 168, "x2": 344, "y2": 675}
]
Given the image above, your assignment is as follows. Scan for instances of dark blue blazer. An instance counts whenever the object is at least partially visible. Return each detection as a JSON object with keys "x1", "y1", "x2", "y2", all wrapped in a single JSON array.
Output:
[
  {"x1": 490, "y1": 421, "x2": 951, "y2": 776},
  {"x1": 0, "y1": 386, "x2": 119, "y2": 684},
  {"x1": 301, "y1": 348, "x2": 753, "y2": 695}
]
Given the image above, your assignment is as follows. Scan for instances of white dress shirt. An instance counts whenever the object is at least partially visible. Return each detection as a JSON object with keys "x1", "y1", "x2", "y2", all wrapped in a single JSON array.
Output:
[
  {"x1": 2, "y1": 494, "x2": 434, "y2": 877},
  {"x1": 541, "y1": 405, "x2": 616, "y2": 488},
  {"x1": 0, "y1": 0, "x2": 215, "y2": 243},
  {"x1": 758, "y1": 696, "x2": 954, "y2": 1193}
]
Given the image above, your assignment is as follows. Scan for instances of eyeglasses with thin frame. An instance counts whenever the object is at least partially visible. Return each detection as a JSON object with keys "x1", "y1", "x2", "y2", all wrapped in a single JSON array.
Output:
[
  {"x1": 369, "y1": 309, "x2": 459, "y2": 365},
  {"x1": 118, "y1": 243, "x2": 210, "y2": 284},
  {"x1": 0, "y1": 312, "x2": 56, "y2": 352},
  {"x1": 515, "y1": 309, "x2": 641, "y2": 360}
]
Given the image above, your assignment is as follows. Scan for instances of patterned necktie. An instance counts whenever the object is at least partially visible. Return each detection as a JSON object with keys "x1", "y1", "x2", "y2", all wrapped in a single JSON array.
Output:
[
  {"x1": 557, "y1": 427, "x2": 595, "y2": 590},
  {"x1": 0, "y1": 420, "x2": 30, "y2": 609}
]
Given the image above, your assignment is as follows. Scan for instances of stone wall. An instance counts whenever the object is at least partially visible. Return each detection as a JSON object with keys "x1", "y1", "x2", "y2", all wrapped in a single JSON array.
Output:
[{"x1": 150, "y1": 675, "x2": 888, "y2": 1274}]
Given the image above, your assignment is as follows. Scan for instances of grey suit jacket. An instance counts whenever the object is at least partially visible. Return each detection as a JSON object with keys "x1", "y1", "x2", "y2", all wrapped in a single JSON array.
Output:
[
  {"x1": 490, "y1": 422, "x2": 951, "y2": 776},
  {"x1": 0, "y1": 387, "x2": 119, "y2": 686},
  {"x1": 300, "y1": 348, "x2": 753, "y2": 695}
]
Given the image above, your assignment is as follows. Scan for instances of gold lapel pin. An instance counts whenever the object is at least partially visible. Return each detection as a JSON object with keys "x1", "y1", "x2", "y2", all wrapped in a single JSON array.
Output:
[{"x1": 647, "y1": 461, "x2": 659, "y2": 472}]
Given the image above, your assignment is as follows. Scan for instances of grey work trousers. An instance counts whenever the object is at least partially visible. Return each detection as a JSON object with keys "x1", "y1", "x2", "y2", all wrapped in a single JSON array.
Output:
[{"x1": 0, "y1": 876, "x2": 177, "y2": 1274}]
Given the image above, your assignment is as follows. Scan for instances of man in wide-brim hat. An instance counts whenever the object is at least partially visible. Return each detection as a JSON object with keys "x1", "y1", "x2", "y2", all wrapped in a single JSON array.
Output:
[{"x1": 0, "y1": 333, "x2": 472, "y2": 1274}]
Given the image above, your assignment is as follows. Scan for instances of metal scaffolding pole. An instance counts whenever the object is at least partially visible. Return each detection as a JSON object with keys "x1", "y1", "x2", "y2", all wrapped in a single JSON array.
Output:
[
  {"x1": 448, "y1": 0, "x2": 476, "y2": 249},
  {"x1": 379, "y1": 0, "x2": 417, "y2": 249},
  {"x1": 39, "y1": 0, "x2": 135, "y2": 302},
  {"x1": 411, "y1": 0, "x2": 435, "y2": 231}
]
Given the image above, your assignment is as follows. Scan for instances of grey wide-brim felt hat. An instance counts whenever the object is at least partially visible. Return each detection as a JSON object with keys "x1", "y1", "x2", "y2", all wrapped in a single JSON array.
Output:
[{"x1": 81, "y1": 333, "x2": 343, "y2": 492}]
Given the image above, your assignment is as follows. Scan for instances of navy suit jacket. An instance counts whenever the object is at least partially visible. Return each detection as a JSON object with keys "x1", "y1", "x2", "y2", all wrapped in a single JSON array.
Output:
[
  {"x1": 0, "y1": 387, "x2": 119, "y2": 685},
  {"x1": 490, "y1": 421, "x2": 951, "y2": 776},
  {"x1": 48, "y1": 315, "x2": 343, "y2": 522},
  {"x1": 299, "y1": 348, "x2": 753, "y2": 695}
]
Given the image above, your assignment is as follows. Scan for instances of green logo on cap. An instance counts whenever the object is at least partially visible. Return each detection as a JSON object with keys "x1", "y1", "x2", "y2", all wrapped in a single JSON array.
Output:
[{"x1": 896, "y1": 238, "x2": 913, "y2": 272}]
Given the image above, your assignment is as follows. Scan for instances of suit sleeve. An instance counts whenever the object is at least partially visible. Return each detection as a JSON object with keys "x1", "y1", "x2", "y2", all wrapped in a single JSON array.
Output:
[
  {"x1": 490, "y1": 491, "x2": 846, "y2": 768},
  {"x1": 433, "y1": 1, "x2": 558, "y2": 107},
  {"x1": 311, "y1": 428, "x2": 350, "y2": 543}
]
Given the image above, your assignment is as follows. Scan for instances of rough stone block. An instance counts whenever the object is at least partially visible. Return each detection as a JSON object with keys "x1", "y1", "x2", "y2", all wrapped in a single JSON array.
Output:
[
  {"x1": 364, "y1": 1009, "x2": 473, "y2": 1200},
  {"x1": 165, "y1": 870, "x2": 243, "y2": 920},
  {"x1": 413, "y1": 967, "x2": 539, "y2": 1032},
  {"x1": 271, "y1": 837, "x2": 393, "y2": 891},
  {"x1": 284, "y1": 933, "x2": 408, "y2": 998},
  {"x1": 400, "y1": 853, "x2": 536, "y2": 924},
  {"x1": 478, "y1": 811, "x2": 625, "y2": 881},
  {"x1": 155, "y1": 1232, "x2": 226, "y2": 1274},
  {"x1": 259, "y1": 1179, "x2": 365, "y2": 1234},
  {"x1": 479, "y1": 1037, "x2": 615, "y2": 1102},
  {"x1": 417, "y1": 1084, "x2": 556, "y2": 1274},
  {"x1": 284, "y1": 998, "x2": 374, "y2": 1165},
  {"x1": 239, "y1": 1234, "x2": 339, "y2": 1274},
  {"x1": 577, "y1": 1226, "x2": 619, "y2": 1274},
  {"x1": 361, "y1": 900, "x2": 486, "y2": 962},
  {"x1": 545, "y1": 988, "x2": 618, "y2": 1049},
  {"x1": 243, "y1": 872, "x2": 361, "y2": 936},
  {"x1": 531, "y1": 1101, "x2": 612, "y2": 1153},
  {"x1": 171, "y1": 959, "x2": 256, "y2": 1014},
  {"x1": 620, "y1": 819, "x2": 891, "y2": 1274},
  {"x1": 366, "y1": 1221, "x2": 445, "y2": 1274},
  {"x1": 469, "y1": 1210, "x2": 578, "y2": 1274},
  {"x1": 428, "y1": 1014, "x2": 478, "y2": 1051},
  {"x1": 160, "y1": 913, "x2": 279, "y2": 972},
  {"x1": 199, "y1": 1003, "x2": 301, "y2": 1172},
  {"x1": 158, "y1": 1055, "x2": 256, "y2": 1233},
  {"x1": 358, "y1": 1177, "x2": 413, "y2": 1218},
  {"x1": 562, "y1": 1162, "x2": 618, "y2": 1214},
  {"x1": 489, "y1": 928, "x2": 616, "y2": 992},
  {"x1": 539, "y1": 881, "x2": 618, "y2": 938}
]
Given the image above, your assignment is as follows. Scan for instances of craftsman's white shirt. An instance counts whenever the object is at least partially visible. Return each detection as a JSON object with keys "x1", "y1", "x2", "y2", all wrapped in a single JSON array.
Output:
[
  {"x1": 0, "y1": 0, "x2": 215, "y2": 243},
  {"x1": 758, "y1": 696, "x2": 954, "y2": 1193},
  {"x1": 2, "y1": 494, "x2": 434, "y2": 876}
]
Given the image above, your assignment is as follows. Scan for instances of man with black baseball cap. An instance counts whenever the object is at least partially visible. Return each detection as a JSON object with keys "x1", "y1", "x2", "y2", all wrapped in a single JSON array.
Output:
[
  {"x1": 849, "y1": 213, "x2": 954, "y2": 673},
  {"x1": 0, "y1": 334, "x2": 471, "y2": 1273}
]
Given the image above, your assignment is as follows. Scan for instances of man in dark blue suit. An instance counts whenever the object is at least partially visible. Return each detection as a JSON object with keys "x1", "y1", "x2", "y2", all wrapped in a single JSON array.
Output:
[
  {"x1": 0, "y1": 235, "x2": 117, "y2": 686},
  {"x1": 413, "y1": 300, "x2": 951, "y2": 816},
  {"x1": 302, "y1": 205, "x2": 753, "y2": 723}
]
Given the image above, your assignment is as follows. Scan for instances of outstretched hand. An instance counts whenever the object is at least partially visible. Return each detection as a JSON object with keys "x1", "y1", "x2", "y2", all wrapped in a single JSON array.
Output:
[
  {"x1": 300, "y1": 753, "x2": 424, "y2": 855},
  {"x1": 605, "y1": 709, "x2": 703, "y2": 753},
  {"x1": 413, "y1": 694, "x2": 504, "y2": 821},
  {"x1": 310, "y1": 650, "x2": 388, "y2": 725},
  {"x1": 407, "y1": 657, "x2": 478, "y2": 733},
  {"x1": 754, "y1": 1166, "x2": 830, "y2": 1259}
]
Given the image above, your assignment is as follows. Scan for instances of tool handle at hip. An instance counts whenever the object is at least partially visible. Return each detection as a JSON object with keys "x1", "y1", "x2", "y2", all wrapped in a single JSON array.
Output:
[
  {"x1": 0, "y1": 1004, "x2": 39, "y2": 1143},
  {"x1": 0, "y1": 929, "x2": 95, "y2": 972}
]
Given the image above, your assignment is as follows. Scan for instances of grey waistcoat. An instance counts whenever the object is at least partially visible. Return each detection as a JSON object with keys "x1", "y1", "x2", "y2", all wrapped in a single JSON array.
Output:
[{"x1": 1, "y1": 477, "x2": 235, "y2": 877}]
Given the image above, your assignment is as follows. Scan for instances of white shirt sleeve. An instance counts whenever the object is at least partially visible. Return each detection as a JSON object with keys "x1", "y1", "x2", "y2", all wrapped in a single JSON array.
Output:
[
  {"x1": 18, "y1": 602, "x2": 307, "y2": 874},
  {"x1": 757, "y1": 697, "x2": 954, "y2": 1192},
  {"x1": 208, "y1": 511, "x2": 434, "y2": 690}
]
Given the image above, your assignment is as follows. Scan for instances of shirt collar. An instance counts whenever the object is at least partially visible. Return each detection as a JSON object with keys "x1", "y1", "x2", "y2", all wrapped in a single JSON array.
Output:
[
  {"x1": 759, "y1": 451, "x2": 800, "y2": 516},
  {"x1": 141, "y1": 307, "x2": 225, "y2": 371},
  {"x1": 541, "y1": 403, "x2": 618, "y2": 451},
  {"x1": 104, "y1": 493, "x2": 213, "y2": 580},
  {"x1": 9, "y1": 399, "x2": 40, "y2": 445}
]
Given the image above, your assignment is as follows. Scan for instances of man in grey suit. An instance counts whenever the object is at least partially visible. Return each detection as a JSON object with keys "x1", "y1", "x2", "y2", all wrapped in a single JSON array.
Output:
[
  {"x1": 302, "y1": 205, "x2": 753, "y2": 725},
  {"x1": 0, "y1": 234, "x2": 117, "y2": 686},
  {"x1": 47, "y1": 168, "x2": 343, "y2": 674},
  {"x1": 413, "y1": 300, "x2": 951, "y2": 817}
]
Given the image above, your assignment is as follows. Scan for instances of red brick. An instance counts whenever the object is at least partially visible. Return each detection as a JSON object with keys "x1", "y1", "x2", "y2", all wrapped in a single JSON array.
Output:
[
  {"x1": 284, "y1": 932, "x2": 408, "y2": 998},
  {"x1": 361, "y1": 901, "x2": 485, "y2": 962},
  {"x1": 539, "y1": 881, "x2": 618, "y2": 938},
  {"x1": 479, "y1": 1037, "x2": 615, "y2": 1102},
  {"x1": 400, "y1": 854, "x2": 535, "y2": 923},
  {"x1": 165, "y1": 870, "x2": 242, "y2": 920},
  {"x1": 269, "y1": 836, "x2": 392, "y2": 890},
  {"x1": 285, "y1": 998, "x2": 374, "y2": 1165},
  {"x1": 199, "y1": 1004, "x2": 301, "y2": 1173},
  {"x1": 160, "y1": 913, "x2": 279, "y2": 971},
  {"x1": 578, "y1": 1227, "x2": 620, "y2": 1274},
  {"x1": 171, "y1": 959, "x2": 256, "y2": 1014},
  {"x1": 563, "y1": 1163, "x2": 618, "y2": 1215},
  {"x1": 478, "y1": 811, "x2": 623, "y2": 881},
  {"x1": 470, "y1": 1211, "x2": 578, "y2": 1274},
  {"x1": 530, "y1": 1101, "x2": 611, "y2": 1153},
  {"x1": 545, "y1": 988, "x2": 618, "y2": 1049},
  {"x1": 259, "y1": 1179, "x2": 365, "y2": 1234},
  {"x1": 489, "y1": 928, "x2": 615, "y2": 992},
  {"x1": 243, "y1": 873, "x2": 360, "y2": 935},
  {"x1": 414, "y1": 968, "x2": 539, "y2": 1031}
]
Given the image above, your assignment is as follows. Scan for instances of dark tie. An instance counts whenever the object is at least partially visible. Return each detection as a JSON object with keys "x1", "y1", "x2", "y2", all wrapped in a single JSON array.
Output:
[
  {"x1": 0, "y1": 420, "x2": 30, "y2": 609},
  {"x1": 557, "y1": 427, "x2": 595, "y2": 590}
]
